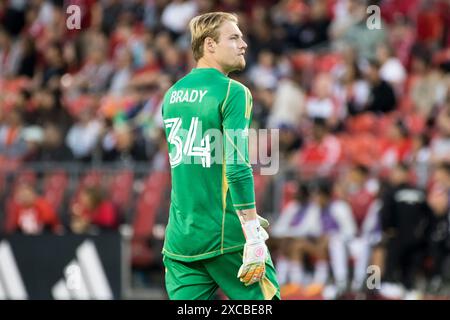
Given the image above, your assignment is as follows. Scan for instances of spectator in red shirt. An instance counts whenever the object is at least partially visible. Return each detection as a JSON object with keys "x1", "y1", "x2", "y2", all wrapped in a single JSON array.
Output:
[
  {"x1": 297, "y1": 118, "x2": 342, "y2": 179},
  {"x1": 338, "y1": 164, "x2": 378, "y2": 229},
  {"x1": 70, "y1": 186, "x2": 119, "y2": 234},
  {"x1": 5, "y1": 182, "x2": 62, "y2": 235},
  {"x1": 379, "y1": 119, "x2": 413, "y2": 170}
]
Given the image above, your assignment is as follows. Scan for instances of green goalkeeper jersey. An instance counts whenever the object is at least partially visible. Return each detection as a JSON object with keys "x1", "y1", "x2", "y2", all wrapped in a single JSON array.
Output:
[{"x1": 161, "y1": 67, "x2": 256, "y2": 262}]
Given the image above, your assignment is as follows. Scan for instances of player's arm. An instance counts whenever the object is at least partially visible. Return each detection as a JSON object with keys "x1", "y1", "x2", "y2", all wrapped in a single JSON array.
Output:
[
  {"x1": 222, "y1": 82, "x2": 269, "y2": 286},
  {"x1": 222, "y1": 82, "x2": 255, "y2": 212}
]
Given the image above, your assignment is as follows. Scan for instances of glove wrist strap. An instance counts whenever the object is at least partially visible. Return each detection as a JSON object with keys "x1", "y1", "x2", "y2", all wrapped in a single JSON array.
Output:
[{"x1": 241, "y1": 219, "x2": 262, "y2": 242}]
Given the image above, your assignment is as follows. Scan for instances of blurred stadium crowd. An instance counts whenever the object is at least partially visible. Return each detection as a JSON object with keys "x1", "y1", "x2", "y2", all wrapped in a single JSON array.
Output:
[{"x1": 0, "y1": 0, "x2": 450, "y2": 299}]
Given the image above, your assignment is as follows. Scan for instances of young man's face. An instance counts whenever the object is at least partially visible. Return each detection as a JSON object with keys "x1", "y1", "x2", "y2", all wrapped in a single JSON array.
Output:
[{"x1": 213, "y1": 21, "x2": 247, "y2": 73}]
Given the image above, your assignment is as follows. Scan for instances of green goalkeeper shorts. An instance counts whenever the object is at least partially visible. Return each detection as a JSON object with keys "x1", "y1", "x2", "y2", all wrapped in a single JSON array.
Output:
[{"x1": 163, "y1": 250, "x2": 281, "y2": 300}]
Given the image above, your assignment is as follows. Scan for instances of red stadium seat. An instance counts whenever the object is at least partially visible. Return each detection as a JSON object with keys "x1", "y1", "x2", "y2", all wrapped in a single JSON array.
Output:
[
  {"x1": 79, "y1": 170, "x2": 103, "y2": 189},
  {"x1": 70, "y1": 169, "x2": 104, "y2": 208},
  {"x1": 13, "y1": 169, "x2": 37, "y2": 191},
  {"x1": 42, "y1": 170, "x2": 69, "y2": 211},
  {"x1": 131, "y1": 171, "x2": 170, "y2": 268},
  {"x1": 3, "y1": 198, "x2": 20, "y2": 234},
  {"x1": 109, "y1": 169, "x2": 134, "y2": 210}
]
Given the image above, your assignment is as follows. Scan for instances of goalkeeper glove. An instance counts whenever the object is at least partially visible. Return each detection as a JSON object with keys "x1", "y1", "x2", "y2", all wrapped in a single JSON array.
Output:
[
  {"x1": 257, "y1": 214, "x2": 269, "y2": 239},
  {"x1": 237, "y1": 216, "x2": 269, "y2": 286}
]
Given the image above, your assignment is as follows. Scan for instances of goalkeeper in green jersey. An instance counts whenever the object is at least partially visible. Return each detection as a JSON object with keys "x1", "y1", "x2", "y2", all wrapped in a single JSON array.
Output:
[{"x1": 161, "y1": 12, "x2": 280, "y2": 300}]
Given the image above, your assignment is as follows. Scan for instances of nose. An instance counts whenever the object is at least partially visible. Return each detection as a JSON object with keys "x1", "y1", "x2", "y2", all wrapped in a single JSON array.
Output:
[{"x1": 240, "y1": 38, "x2": 248, "y2": 50}]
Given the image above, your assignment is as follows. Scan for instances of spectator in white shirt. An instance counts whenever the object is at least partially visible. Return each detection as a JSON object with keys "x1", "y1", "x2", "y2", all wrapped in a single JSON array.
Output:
[
  {"x1": 66, "y1": 109, "x2": 102, "y2": 162},
  {"x1": 161, "y1": 0, "x2": 198, "y2": 37},
  {"x1": 376, "y1": 43, "x2": 406, "y2": 95}
]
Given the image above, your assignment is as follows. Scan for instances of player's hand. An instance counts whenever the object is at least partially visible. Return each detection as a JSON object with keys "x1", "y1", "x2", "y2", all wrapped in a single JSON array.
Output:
[
  {"x1": 238, "y1": 239, "x2": 268, "y2": 286},
  {"x1": 257, "y1": 215, "x2": 269, "y2": 240},
  {"x1": 257, "y1": 214, "x2": 269, "y2": 228},
  {"x1": 237, "y1": 217, "x2": 269, "y2": 286}
]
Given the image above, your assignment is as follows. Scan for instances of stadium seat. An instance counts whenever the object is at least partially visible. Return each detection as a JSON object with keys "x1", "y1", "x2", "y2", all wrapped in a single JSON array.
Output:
[
  {"x1": 12, "y1": 169, "x2": 37, "y2": 191},
  {"x1": 42, "y1": 170, "x2": 69, "y2": 212},
  {"x1": 109, "y1": 169, "x2": 134, "y2": 211},
  {"x1": 131, "y1": 171, "x2": 170, "y2": 268},
  {"x1": 69, "y1": 169, "x2": 104, "y2": 208},
  {"x1": 3, "y1": 198, "x2": 20, "y2": 234}
]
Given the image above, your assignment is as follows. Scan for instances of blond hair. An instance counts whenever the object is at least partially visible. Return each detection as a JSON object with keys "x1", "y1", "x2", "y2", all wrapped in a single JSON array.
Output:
[{"x1": 189, "y1": 12, "x2": 238, "y2": 61}]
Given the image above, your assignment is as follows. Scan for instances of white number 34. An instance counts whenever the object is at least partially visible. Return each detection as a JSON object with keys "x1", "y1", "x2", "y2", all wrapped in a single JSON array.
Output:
[{"x1": 164, "y1": 117, "x2": 211, "y2": 168}]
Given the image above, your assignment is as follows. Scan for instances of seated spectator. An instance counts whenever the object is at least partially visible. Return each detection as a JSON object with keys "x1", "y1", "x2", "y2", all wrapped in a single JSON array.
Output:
[
  {"x1": 130, "y1": 46, "x2": 161, "y2": 87},
  {"x1": 387, "y1": 15, "x2": 415, "y2": 70},
  {"x1": 282, "y1": 0, "x2": 331, "y2": 50},
  {"x1": 340, "y1": 1, "x2": 387, "y2": 62},
  {"x1": 22, "y1": 125, "x2": 44, "y2": 162},
  {"x1": 72, "y1": 46, "x2": 114, "y2": 94},
  {"x1": 338, "y1": 164, "x2": 378, "y2": 228},
  {"x1": 376, "y1": 43, "x2": 407, "y2": 95},
  {"x1": 278, "y1": 124, "x2": 302, "y2": 164},
  {"x1": 379, "y1": 119, "x2": 413, "y2": 170},
  {"x1": 38, "y1": 123, "x2": 74, "y2": 162},
  {"x1": 364, "y1": 59, "x2": 397, "y2": 114},
  {"x1": 108, "y1": 48, "x2": 133, "y2": 96},
  {"x1": 16, "y1": 36, "x2": 38, "y2": 78},
  {"x1": 0, "y1": 109, "x2": 27, "y2": 160},
  {"x1": 296, "y1": 118, "x2": 342, "y2": 178},
  {"x1": 251, "y1": 86, "x2": 274, "y2": 129},
  {"x1": 70, "y1": 186, "x2": 119, "y2": 234},
  {"x1": 333, "y1": 60, "x2": 370, "y2": 116},
  {"x1": 40, "y1": 43, "x2": 66, "y2": 90},
  {"x1": 348, "y1": 197, "x2": 382, "y2": 293},
  {"x1": 306, "y1": 73, "x2": 341, "y2": 130},
  {"x1": 101, "y1": 124, "x2": 149, "y2": 163},
  {"x1": 312, "y1": 179, "x2": 357, "y2": 296},
  {"x1": 24, "y1": 88, "x2": 73, "y2": 133},
  {"x1": 271, "y1": 183, "x2": 321, "y2": 287},
  {"x1": 160, "y1": 0, "x2": 198, "y2": 40},
  {"x1": 5, "y1": 182, "x2": 62, "y2": 235},
  {"x1": 160, "y1": 46, "x2": 186, "y2": 81},
  {"x1": 267, "y1": 73, "x2": 306, "y2": 129},
  {"x1": 248, "y1": 50, "x2": 279, "y2": 90},
  {"x1": 409, "y1": 50, "x2": 446, "y2": 118},
  {"x1": 0, "y1": 27, "x2": 21, "y2": 77},
  {"x1": 66, "y1": 108, "x2": 103, "y2": 162},
  {"x1": 337, "y1": 168, "x2": 384, "y2": 293}
]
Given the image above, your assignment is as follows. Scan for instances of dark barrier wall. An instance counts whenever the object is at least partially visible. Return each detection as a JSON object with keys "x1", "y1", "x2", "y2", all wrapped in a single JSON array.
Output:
[{"x1": 0, "y1": 233, "x2": 122, "y2": 300}]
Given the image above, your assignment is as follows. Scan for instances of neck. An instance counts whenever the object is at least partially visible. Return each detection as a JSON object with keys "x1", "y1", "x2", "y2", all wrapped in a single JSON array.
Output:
[{"x1": 196, "y1": 57, "x2": 228, "y2": 75}]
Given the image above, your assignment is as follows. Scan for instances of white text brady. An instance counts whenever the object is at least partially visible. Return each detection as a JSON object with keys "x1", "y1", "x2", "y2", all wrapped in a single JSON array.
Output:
[{"x1": 169, "y1": 89, "x2": 208, "y2": 104}]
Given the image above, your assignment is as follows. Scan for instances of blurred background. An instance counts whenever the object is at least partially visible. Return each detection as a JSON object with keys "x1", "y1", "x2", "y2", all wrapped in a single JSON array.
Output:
[{"x1": 0, "y1": 0, "x2": 449, "y2": 300}]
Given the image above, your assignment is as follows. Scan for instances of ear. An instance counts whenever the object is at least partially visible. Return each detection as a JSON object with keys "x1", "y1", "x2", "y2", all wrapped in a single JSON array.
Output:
[{"x1": 204, "y1": 37, "x2": 216, "y2": 54}]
